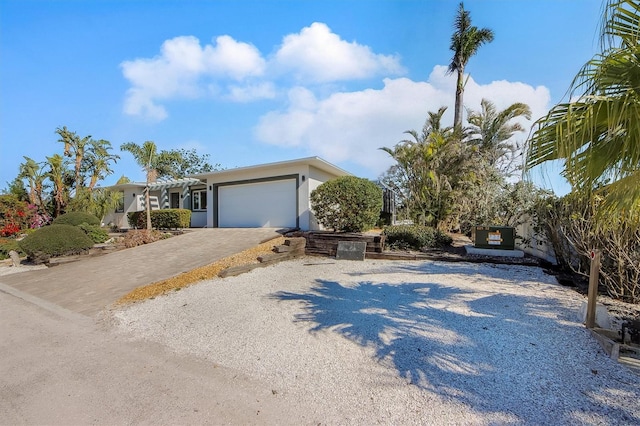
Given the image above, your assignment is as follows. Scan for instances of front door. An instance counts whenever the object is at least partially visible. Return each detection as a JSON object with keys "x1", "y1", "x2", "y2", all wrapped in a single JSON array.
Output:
[{"x1": 170, "y1": 192, "x2": 180, "y2": 209}]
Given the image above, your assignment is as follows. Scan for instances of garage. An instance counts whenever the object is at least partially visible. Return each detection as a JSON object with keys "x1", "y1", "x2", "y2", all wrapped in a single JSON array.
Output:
[{"x1": 217, "y1": 178, "x2": 298, "y2": 228}]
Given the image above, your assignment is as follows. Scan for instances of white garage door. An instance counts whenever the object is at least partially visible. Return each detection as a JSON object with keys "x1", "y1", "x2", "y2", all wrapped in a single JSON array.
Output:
[{"x1": 218, "y1": 179, "x2": 297, "y2": 228}]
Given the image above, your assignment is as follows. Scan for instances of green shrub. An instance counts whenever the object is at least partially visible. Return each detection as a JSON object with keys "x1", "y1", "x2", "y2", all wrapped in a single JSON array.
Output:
[
  {"x1": 127, "y1": 211, "x2": 143, "y2": 229},
  {"x1": 383, "y1": 224, "x2": 453, "y2": 251},
  {"x1": 78, "y1": 223, "x2": 110, "y2": 243},
  {"x1": 19, "y1": 224, "x2": 94, "y2": 264},
  {"x1": 52, "y1": 211, "x2": 100, "y2": 227},
  {"x1": 311, "y1": 176, "x2": 383, "y2": 232},
  {"x1": 151, "y1": 209, "x2": 191, "y2": 229},
  {"x1": 0, "y1": 238, "x2": 23, "y2": 260},
  {"x1": 127, "y1": 209, "x2": 191, "y2": 229}
]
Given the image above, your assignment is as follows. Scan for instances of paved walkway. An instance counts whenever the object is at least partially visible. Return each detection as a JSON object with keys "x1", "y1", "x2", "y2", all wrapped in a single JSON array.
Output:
[{"x1": 0, "y1": 228, "x2": 281, "y2": 316}]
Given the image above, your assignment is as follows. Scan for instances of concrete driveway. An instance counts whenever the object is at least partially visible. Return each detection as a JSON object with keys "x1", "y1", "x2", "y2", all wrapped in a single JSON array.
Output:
[{"x1": 0, "y1": 228, "x2": 281, "y2": 316}]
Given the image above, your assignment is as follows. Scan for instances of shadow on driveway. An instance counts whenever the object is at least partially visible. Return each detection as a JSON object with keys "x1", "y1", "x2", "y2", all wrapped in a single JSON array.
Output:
[{"x1": 271, "y1": 262, "x2": 640, "y2": 424}]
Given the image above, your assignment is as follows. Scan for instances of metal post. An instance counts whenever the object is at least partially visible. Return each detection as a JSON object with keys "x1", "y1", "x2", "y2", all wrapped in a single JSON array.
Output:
[{"x1": 586, "y1": 249, "x2": 601, "y2": 329}]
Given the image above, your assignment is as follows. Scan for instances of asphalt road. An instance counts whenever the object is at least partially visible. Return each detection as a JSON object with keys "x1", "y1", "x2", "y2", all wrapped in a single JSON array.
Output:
[
  {"x1": 0, "y1": 275, "x2": 306, "y2": 424},
  {"x1": 0, "y1": 228, "x2": 312, "y2": 424}
]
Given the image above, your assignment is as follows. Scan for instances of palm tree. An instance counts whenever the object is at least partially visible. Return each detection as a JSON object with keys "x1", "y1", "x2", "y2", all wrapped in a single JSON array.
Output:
[
  {"x1": 466, "y1": 99, "x2": 532, "y2": 174},
  {"x1": 56, "y1": 126, "x2": 91, "y2": 192},
  {"x1": 526, "y1": 0, "x2": 640, "y2": 222},
  {"x1": 448, "y1": 2, "x2": 494, "y2": 130},
  {"x1": 19, "y1": 156, "x2": 47, "y2": 209},
  {"x1": 120, "y1": 141, "x2": 159, "y2": 230},
  {"x1": 46, "y1": 154, "x2": 70, "y2": 217},
  {"x1": 380, "y1": 107, "x2": 461, "y2": 227},
  {"x1": 86, "y1": 139, "x2": 119, "y2": 191}
]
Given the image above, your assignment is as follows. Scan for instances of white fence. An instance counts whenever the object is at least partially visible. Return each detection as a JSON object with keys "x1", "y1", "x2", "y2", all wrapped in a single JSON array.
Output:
[{"x1": 515, "y1": 215, "x2": 557, "y2": 264}]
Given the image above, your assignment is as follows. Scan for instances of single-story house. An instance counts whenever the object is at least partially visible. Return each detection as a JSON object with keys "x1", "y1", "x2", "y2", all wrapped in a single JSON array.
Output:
[{"x1": 103, "y1": 156, "x2": 351, "y2": 231}]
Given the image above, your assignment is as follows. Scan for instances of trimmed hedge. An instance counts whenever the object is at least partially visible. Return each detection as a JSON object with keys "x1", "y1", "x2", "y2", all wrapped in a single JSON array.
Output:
[
  {"x1": 19, "y1": 224, "x2": 94, "y2": 264},
  {"x1": 383, "y1": 224, "x2": 452, "y2": 251},
  {"x1": 52, "y1": 211, "x2": 100, "y2": 227},
  {"x1": 127, "y1": 209, "x2": 191, "y2": 229},
  {"x1": 311, "y1": 176, "x2": 383, "y2": 232}
]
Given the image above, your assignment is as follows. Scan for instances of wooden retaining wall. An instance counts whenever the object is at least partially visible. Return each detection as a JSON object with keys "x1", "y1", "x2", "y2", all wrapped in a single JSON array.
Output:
[
  {"x1": 218, "y1": 237, "x2": 306, "y2": 278},
  {"x1": 303, "y1": 232, "x2": 385, "y2": 257}
]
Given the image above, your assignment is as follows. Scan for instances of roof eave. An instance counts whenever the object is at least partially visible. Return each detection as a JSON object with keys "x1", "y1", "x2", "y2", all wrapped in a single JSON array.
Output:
[{"x1": 190, "y1": 156, "x2": 352, "y2": 179}]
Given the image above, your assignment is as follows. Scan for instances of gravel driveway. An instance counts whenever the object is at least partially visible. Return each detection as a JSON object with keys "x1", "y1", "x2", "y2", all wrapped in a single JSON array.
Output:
[{"x1": 112, "y1": 258, "x2": 640, "y2": 425}]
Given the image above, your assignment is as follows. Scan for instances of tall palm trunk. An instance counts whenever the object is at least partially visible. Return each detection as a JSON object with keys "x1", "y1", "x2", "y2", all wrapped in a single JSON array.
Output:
[
  {"x1": 448, "y1": 2, "x2": 494, "y2": 131},
  {"x1": 74, "y1": 154, "x2": 83, "y2": 191},
  {"x1": 453, "y1": 64, "x2": 465, "y2": 129}
]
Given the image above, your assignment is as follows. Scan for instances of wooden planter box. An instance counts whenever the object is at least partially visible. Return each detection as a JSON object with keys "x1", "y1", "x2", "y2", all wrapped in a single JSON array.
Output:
[{"x1": 590, "y1": 327, "x2": 640, "y2": 373}]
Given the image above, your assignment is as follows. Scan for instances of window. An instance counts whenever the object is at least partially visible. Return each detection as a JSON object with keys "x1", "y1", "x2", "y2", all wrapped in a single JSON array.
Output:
[
  {"x1": 192, "y1": 189, "x2": 207, "y2": 211},
  {"x1": 115, "y1": 191, "x2": 124, "y2": 213}
]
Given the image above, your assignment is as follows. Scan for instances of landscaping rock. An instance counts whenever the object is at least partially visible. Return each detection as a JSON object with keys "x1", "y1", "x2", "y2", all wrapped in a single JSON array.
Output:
[{"x1": 8, "y1": 250, "x2": 21, "y2": 267}]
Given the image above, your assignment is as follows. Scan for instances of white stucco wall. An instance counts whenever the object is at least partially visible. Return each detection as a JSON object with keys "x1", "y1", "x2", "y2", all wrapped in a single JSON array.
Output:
[
  {"x1": 190, "y1": 211, "x2": 207, "y2": 227},
  {"x1": 202, "y1": 163, "x2": 309, "y2": 229},
  {"x1": 103, "y1": 187, "x2": 141, "y2": 229},
  {"x1": 198, "y1": 160, "x2": 348, "y2": 231}
]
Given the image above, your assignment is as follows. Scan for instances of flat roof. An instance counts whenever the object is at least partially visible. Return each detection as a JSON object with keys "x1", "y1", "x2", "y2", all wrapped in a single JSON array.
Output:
[
  {"x1": 102, "y1": 157, "x2": 351, "y2": 190},
  {"x1": 190, "y1": 156, "x2": 352, "y2": 179}
]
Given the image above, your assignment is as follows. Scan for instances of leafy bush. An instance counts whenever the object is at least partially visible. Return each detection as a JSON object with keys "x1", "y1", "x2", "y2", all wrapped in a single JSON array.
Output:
[
  {"x1": 0, "y1": 238, "x2": 23, "y2": 260},
  {"x1": 121, "y1": 229, "x2": 169, "y2": 248},
  {"x1": 19, "y1": 224, "x2": 94, "y2": 264},
  {"x1": 383, "y1": 224, "x2": 452, "y2": 251},
  {"x1": 52, "y1": 211, "x2": 100, "y2": 227},
  {"x1": 127, "y1": 209, "x2": 191, "y2": 229},
  {"x1": 1, "y1": 223, "x2": 21, "y2": 237},
  {"x1": 535, "y1": 193, "x2": 640, "y2": 303},
  {"x1": 311, "y1": 176, "x2": 383, "y2": 232},
  {"x1": 78, "y1": 223, "x2": 110, "y2": 243},
  {"x1": 0, "y1": 194, "x2": 38, "y2": 236},
  {"x1": 127, "y1": 211, "x2": 144, "y2": 229}
]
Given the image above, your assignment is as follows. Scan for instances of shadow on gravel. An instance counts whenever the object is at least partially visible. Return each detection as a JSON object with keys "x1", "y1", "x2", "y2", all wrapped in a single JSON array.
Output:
[{"x1": 271, "y1": 265, "x2": 640, "y2": 424}]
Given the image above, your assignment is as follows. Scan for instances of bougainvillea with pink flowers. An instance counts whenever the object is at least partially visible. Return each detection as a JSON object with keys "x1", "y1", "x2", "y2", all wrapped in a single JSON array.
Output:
[{"x1": 0, "y1": 195, "x2": 50, "y2": 237}]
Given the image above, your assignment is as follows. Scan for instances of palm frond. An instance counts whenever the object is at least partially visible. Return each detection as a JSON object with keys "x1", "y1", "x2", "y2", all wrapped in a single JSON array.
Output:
[{"x1": 526, "y1": 0, "x2": 640, "y2": 223}]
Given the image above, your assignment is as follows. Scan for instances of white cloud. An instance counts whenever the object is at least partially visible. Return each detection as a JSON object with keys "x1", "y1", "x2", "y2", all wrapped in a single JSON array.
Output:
[
  {"x1": 121, "y1": 35, "x2": 265, "y2": 120},
  {"x1": 226, "y1": 82, "x2": 276, "y2": 102},
  {"x1": 273, "y1": 22, "x2": 405, "y2": 83},
  {"x1": 256, "y1": 87, "x2": 317, "y2": 146},
  {"x1": 121, "y1": 23, "x2": 405, "y2": 120},
  {"x1": 123, "y1": 88, "x2": 169, "y2": 121},
  {"x1": 204, "y1": 35, "x2": 266, "y2": 79},
  {"x1": 255, "y1": 66, "x2": 551, "y2": 177}
]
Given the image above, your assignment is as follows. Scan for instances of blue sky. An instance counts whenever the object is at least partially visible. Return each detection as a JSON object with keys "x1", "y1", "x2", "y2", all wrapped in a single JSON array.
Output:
[{"x1": 1, "y1": 0, "x2": 604, "y2": 193}]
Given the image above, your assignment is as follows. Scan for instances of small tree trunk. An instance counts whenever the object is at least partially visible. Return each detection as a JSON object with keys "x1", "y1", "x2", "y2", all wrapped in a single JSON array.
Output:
[{"x1": 145, "y1": 186, "x2": 152, "y2": 230}]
